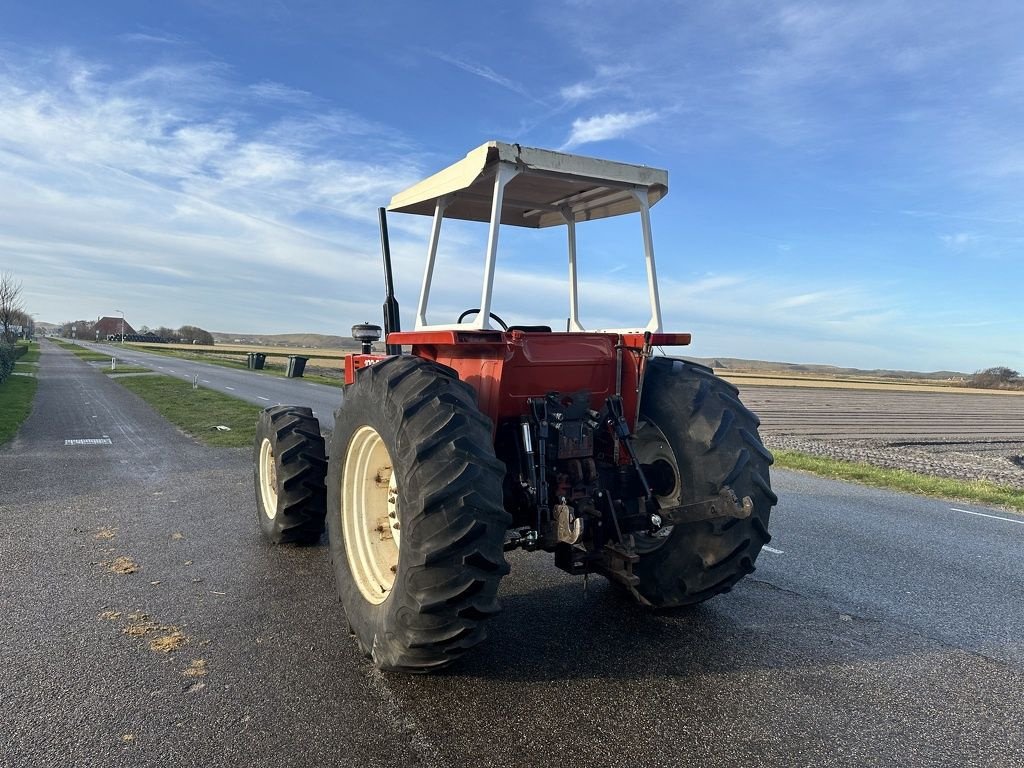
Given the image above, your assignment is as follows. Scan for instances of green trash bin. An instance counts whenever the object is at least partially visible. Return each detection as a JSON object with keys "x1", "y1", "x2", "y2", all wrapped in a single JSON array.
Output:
[
  {"x1": 286, "y1": 355, "x2": 309, "y2": 378},
  {"x1": 251, "y1": 352, "x2": 266, "y2": 370}
]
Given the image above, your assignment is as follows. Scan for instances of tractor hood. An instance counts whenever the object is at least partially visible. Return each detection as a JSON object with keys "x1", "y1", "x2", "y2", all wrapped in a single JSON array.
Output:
[{"x1": 387, "y1": 141, "x2": 668, "y2": 228}]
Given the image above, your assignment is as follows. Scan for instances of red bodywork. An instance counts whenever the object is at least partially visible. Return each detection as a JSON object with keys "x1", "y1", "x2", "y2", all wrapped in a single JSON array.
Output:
[{"x1": 346, "y1": 330, "x2": 691, "y2": 436}]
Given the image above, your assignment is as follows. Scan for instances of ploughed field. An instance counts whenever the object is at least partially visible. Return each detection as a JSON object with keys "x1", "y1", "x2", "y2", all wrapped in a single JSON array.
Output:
[{"x1": 739, "y1": 384, "x2": 1024, "y2": 489}]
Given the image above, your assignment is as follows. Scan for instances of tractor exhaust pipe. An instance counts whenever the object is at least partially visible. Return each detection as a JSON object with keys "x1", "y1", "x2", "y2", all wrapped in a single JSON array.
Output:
[{"x1": 379, "y1": 207, "x2": 402, "y2": 355}]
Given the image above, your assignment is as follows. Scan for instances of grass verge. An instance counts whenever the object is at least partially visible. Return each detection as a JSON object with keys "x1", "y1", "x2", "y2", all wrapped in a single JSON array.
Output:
[
  {"x1": 51, "y1": 339, "x2": 115, "y2": 362},
  {"x1": 78, "y1": 353, "x2": 115, "y2": 362},
  {"x1": 19, "y1": 341, "x2": 40, "y2": 364},
  {"x1": 115, "y1": 375, "x2": 261, "y2": 447},
  {"x1": 773, "y1": 450, "x2": 1024, "y2": 514},
  {"x1": 0, "y1": 375, "x2": 38, "y2": 445},
  {"x1": 103, "y1": 366, "x2": 152, "y2": 374}
]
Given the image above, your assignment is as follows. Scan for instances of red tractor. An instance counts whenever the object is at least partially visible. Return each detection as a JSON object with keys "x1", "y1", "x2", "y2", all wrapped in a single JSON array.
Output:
[{"x1": 253, "y1": 142, "x2": 776, "y2": 672}]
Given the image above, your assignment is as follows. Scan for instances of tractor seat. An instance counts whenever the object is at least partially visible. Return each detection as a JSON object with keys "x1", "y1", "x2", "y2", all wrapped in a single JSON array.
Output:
[{"x1": 508, "y1": 325, "x2": 552, "y2": 333}]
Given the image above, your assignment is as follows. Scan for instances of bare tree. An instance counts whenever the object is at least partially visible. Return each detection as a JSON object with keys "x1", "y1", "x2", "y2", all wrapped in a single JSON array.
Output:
[
  {"x1": 0, "y1": 271, "x2": 25, "y2": 343},
  {"x1": 968, "y1": 366, "x2": 1022, "y2": 390},
  {"x1": 59, "y1": 319, "x2": 92, "y2": 339},
  {"x1": 11, "y1": 309, "x2": 31, "y2": 339},
  {"x1": 177, "y1": 325, "x2": 214, "y2": 345}
]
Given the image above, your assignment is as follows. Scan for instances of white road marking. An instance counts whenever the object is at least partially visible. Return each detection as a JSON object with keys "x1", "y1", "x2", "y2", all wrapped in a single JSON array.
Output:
[
  {"x1": 168, "y1": 369, "x2": 176, "y2": 373},
  {"x1": 950, "y1": 507, "x2": 1024, "y2": 526},
  {"x1": 762, "y1": 545, "x2": 785, "y2": 554},
  {"x1": 65, "y1": 438, "x2": 113, "y2": 445},
  {"x1": 224, "y1": 386, "x2": 235, "y2": 391},
  {"x1": 201, "y1": 379, "x2": 210, "y2": 383},
  {"x1": 258, "y1": 396, "x2": 270, "y2": 401}
]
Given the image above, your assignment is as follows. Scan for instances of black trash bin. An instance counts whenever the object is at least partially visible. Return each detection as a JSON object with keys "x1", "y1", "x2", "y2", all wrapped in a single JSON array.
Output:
[
  {"x1": 251, "y1": 352, "x2": 266, "y2": 370},
  {"x1": 286, "y1": 355, "x2": 309, "y2": 378}
]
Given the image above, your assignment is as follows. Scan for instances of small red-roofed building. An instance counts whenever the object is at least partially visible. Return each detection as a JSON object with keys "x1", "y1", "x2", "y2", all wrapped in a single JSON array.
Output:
[{"x1": 91, "y1": 316, "x2": 137, "y2": 341}]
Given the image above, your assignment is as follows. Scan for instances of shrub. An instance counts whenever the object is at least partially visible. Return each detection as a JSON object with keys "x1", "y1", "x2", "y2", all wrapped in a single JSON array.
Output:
[
  {"x1": 967, "y1": 366, "x2": 1023, "y2": 390},
  {"x1": 0, "y1": 343, "x2": 14, "y2": 383}
]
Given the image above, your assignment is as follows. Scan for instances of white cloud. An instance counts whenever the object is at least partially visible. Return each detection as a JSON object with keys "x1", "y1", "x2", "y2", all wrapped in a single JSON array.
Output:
[
  {"x1": 557, "y1": 64, "x2": 638, "y2": 106},
  {"x1": 560, "y1": 110, "x2": 658, "y2": 149},
  {"x1": 117, "y1": 32, "x2": 186, "y2": 46},
  {"x1": 0, "y1": 49, "x2": 426, "y2": 332},
  {"x1": 560, "y1": 82, "x2": 602, "y2": 103},
  {"x1": 941, "y1": 232, "x2": 973, "y2": 248},
  {"x1": 423, "y1": 50, "x2": 542, "y2": 104},
  {"x1": 247, "y1": 80, "x2": 316, "y2": 105}
]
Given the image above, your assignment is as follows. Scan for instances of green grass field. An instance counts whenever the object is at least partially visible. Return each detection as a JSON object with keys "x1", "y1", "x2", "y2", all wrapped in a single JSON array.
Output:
[
  {"x1": 103, "y1": 366, "x2": 152, "y2": 374},
  {"x1": 773, "y1": 450, "x2": 1024, "y2": 514},
  {"x1": 19, "y1": 342, "x2": 40, "y2": 364},
  {"x1": 114, "y1": 375, "x2": 261, "y2": 447},
  {"x1": 0, "y1": 374, "x2": 38, "y2": 445}
]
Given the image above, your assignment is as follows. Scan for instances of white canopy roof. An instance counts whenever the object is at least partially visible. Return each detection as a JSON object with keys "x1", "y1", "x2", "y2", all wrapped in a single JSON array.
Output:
[{"x1": 388, "y1": 141, "x2": 668, "y2": 228}]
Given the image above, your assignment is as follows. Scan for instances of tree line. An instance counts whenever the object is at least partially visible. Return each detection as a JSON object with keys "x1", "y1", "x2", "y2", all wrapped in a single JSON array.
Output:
[
  {"x1": 137, "y1": 325, "x2": 214, "y2": 345},
  {"x1": 57, "y1": 321, "x2": 214, "y2": 345}
]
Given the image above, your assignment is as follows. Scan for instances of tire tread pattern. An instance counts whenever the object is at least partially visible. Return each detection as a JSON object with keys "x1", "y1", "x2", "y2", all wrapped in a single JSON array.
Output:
[
  {"x1": 328, "y1": 356, "x2": 510, "y2": 672},
  {"x1": 629, "y1": 357, "x2": 775, "y2": 607},
  {"x1": 253, "y1": 406, "x2": 327, "y2": 545}
]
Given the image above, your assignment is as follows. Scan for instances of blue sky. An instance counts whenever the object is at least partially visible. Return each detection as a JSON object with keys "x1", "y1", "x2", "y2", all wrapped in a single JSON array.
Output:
[{"x1": 1, "y1": 1, "x2": 1021, "y2": 372}]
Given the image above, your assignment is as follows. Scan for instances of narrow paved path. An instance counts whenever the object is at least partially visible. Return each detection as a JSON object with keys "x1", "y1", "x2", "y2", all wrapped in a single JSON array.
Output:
[{"x1": 3, "y1": 342, "x2": 1022, "y2": 767}]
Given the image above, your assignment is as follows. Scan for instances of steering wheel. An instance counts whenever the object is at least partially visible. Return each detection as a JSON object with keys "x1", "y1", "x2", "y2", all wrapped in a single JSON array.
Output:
[{"x1": 457, "y1": 308, "x2": 509, "y2": 331}]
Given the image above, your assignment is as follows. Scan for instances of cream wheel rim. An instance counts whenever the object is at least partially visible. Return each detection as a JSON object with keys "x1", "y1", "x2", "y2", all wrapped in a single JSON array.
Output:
[
  {"x1": 341, "y1": 425, "x2": 400, "y2": 605},
  {"x1": 258, "y1": 438, "x2": 279, "y2": 519}
]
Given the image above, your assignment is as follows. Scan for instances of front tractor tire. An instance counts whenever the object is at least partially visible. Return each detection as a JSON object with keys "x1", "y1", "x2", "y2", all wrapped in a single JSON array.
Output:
[
  {"x1": 253, "y1": 406, "x2": 327, "y2": 545},
  {"x1": 628, "y1": 357, "x2": 777, "y2": 607},
  {"x1": 327, "y1": 356, "x2": 510, "y2": 673}
]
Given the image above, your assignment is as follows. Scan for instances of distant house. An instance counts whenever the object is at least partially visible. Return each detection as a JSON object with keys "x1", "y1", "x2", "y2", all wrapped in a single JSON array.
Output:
[{"x1": 92, "y1": 316, "x2": 137, "y2": 340}]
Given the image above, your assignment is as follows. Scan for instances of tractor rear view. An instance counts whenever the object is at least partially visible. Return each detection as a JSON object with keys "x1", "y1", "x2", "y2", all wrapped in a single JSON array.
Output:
[{"x1": 253, "y1": 142, "x2": 777, "y2": 672}]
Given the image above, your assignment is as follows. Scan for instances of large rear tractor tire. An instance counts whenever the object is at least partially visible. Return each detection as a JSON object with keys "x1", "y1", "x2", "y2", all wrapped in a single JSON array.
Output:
[
  {"x1": 627, "y1": 357, "x2": 777, "y2": 607},
  {"x1": 327, "y1": 356, "x2": 510, "y2": 672},
  {"x1": 253, "y1": 406, "x2": 327, "y2": 545}
]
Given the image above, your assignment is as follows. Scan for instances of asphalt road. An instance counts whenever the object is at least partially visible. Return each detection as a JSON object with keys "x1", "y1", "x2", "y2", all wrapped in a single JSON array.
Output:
[
  {"x1": 3, "y1": 343, "x2": 1023, "y2": 767},
  {"x1": 69, "y1": 340, "x2": 344, "y2": 430}
]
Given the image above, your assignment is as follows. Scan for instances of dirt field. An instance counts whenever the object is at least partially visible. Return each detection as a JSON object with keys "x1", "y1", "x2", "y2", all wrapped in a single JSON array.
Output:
[
  {"x1": 738, "y1": 386, "x2": 1024, "y2": 440},
  {"x1": 739, "y1": 384, "x2": 1024, "y2": 490},
  {"x1": 720, "y1": 370, "x2": 1023, "y2": 395}
]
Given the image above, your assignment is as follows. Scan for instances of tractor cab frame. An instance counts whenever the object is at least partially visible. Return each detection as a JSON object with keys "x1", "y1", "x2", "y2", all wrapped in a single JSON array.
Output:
[
  {"x1": 346, "y1": 142, "x2": 691, "y2": 438},
  {"x1": 390, "y1": 140, "x2": 669, "y2": 335}
]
